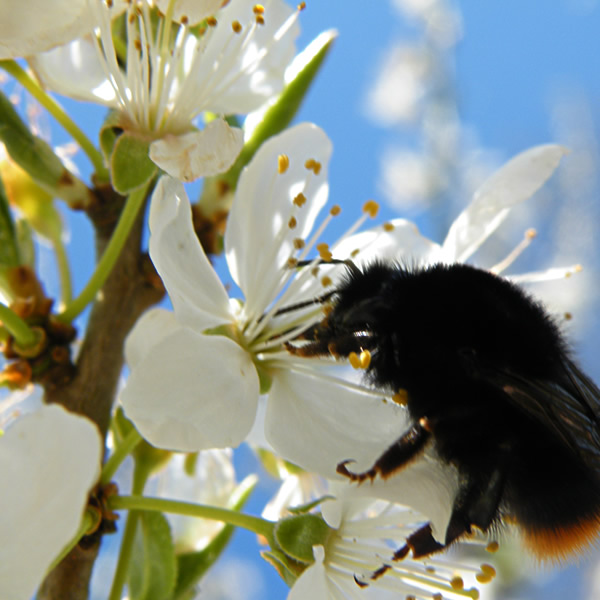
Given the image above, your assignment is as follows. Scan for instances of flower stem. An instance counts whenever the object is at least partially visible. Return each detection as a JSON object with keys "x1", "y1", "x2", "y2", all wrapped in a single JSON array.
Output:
[
  {"x1": 101, "y1": 428, "x2": 142, "y2": 485},
  {"x1": 57, "y1": 181, "x2": 151, "y2": 323},
  {"x1": 0, "y1": 60, "x2": 109, "y2": 181},
  {"x1": 0, "y1": 302, "x2": 37, "y2": 347},
  {"x1": 109, "y1": 495, "x2": 275, "y2": 544},
  {"x1": 108, "y1": 462, "x2": 150, "y2": 600}
]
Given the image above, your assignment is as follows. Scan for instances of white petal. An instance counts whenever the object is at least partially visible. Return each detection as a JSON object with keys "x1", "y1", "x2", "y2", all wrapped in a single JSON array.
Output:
[
  {"x1": 265, "y1": 368, "x2": 408, "y2": 479},
  {"x1": 442, "y1": 145, "x2": 568, "y2": 262},
  {"x1": 287, "y1": 547, "x2": 331, "y2": 600},
  {"x1": 197, "y1": 0, "x2": 299, "y2": 115},
  {"x1": 29, "y1": 36, "x2": 117, "y2": 106},
  {"x1": 0, "y1": 0, "x2": 92, "y2": 59},
  {"x1": 121, "y1": 328, "x2": 259, "y2": 452},
  {"x1": 155, "y1": 0, "x2": 222, "y2": 24},
  {"x1": 149, "y1": 176, "x2": 232, "y2": 330},
  {"x1": 149, "y1": 120, "x2": 244, "y2": 182},
  {"x1": 0, "y1": 405, "x2": 102, "y2": 600},
  {"x1": 225, "y1": 123, "x2": 332, "y2": 316},
  {"x1": 335, "y1": 218, "x2": 443, "y2": 267},
  {"x1": 125, "y1": 308, "x2": 180, "y2": 370}
]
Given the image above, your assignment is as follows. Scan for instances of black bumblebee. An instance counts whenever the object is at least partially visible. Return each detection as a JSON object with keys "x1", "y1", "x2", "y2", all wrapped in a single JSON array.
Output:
[{"x1": 290, "y1": 262, "x2": 600, "y2": 560}]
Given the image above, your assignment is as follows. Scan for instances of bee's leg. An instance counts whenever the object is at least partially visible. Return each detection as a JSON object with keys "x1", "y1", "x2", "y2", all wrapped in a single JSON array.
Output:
[
  {"x1": 444, "y1": 463, "x2": 508, "y2": 546},
  {"x1": 336, "y1": 417, "x2": 432, "y2": 483}
]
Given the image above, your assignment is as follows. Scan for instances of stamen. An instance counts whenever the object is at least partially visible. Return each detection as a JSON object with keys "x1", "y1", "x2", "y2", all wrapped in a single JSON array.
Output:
[
  {"x1": 278, "y1": 154, "x2": 290, "y2": 173},
  {"x1": 297, "y1": 1, "x2": 306, "y2": 9},
  {"x1": 305, "y1": 158, "x2": 322, "y2": 174},
  {"x1": 317, "y1": 242, "x2": 333, "y2": 262},
  {"x1": 288, "y1": 216, "x2": 297, "y2": 229},
  {"x1": 359, "y1": 350, "x2": 371, "y2": 369},
  {"x1": 232, "y1": 20, "x2": 243, "y2": 33},
  {"x1": 490, "y1": 228, "x2": 537, "y2": 274},
  {"x1": 330, "y1": 205, "x2": 341, "y2": 216},
  {"x1": 363, "y1": 199, "x2": 379, "y2": 218},
  {"x1": 256, "y1": 15, "x2": 265, "y2": 25},
  {"x1": 287, "y1": 257, "x2": 298, "y2": 268},
  {"x1": 349, "y1": 352, "x2": 361, "y2": 369},
  {"x1": 321, "y1": 275, "x2": 333, "y2": 288},
  {"x1": 180, "y1": 15, "x2": 189, "y2": 25},
  {"x1": 253, "y1": 4, "x2": 265, "y2": 14},
  {"x1": 485, "y1": 541, "x2": 499, "y2": 553},
  {"x1": 451, "y1": 576, "x2": 464, "y2": 590},
  {"x1": 392, "y1": 389, "x2": 409, "y2": 406},
  {"x1": 508, "y1": 264, "x2": 582, "y2": 283},
  {"x1": 206, "y1": 16, "x2": 218, "y2": 26},
  {"x1": 293, "y1": 238, "x2": 305, "y2": 250},
  {"x1": 383, "y1": 222, "x2": 395, "y2": 232},
  {"x1": 293, "y1": 192, "x2": 307, "y2": 207}
]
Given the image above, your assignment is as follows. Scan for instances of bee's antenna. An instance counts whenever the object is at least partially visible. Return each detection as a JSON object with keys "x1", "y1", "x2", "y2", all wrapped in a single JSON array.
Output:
[
  {"x1": 295, "y1": 258, "x2": 361, "y2": 276},
  {"x1": 273, "y1": 290, "x2": 336, "y2": 317}
]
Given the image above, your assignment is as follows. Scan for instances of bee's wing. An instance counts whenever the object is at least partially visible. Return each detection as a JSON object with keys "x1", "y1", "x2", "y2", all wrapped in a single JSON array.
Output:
[{"x1": 480, "y1": 359, "x2": 600, "y2": 467}]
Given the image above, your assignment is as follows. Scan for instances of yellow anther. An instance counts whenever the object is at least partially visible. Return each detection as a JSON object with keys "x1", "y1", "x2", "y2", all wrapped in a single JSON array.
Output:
[
  {"x1": 311, "y1": 266, "x2": 319, "y2": 277},
  {"x1": 288, "y1": 216, "x2": 297, "y2": 229},
  {"x1": 485, "y1": 541, "x2": 499, "y2": 553},
  {"x1": 256, "y1": 14, "x2": 265, "y2": 24},
  {"x1": 278, "y1": 154, "x2": 290, "y2": 173},
  {"x1": 253, "y1": 3, "x2": 265, "y2": 13},
  {"x1": 297, "y1": 1, "x2": 306, "y2": 10},
  {"x1": 321, "y1": 275, "x2": 332, "y2": 287},
  {"x1": 362, "y1": 199, "x2": 379, "y2": 218},
  {"x1": 293, "y1": 192, "x2": 307, "y2": 207},
  {"x1": 293, "y1": 238, "x2": 305, "y2": 250},
  {"x1": 317, "y1": 243, "x2": 332, "y2": 261},
  {"x1": 406, "y1": 596, "x2": 416, "y2": 600},
  {"x1": 564, "y1": 312, "x2": 572, "y2": 320},
  {"x1": 134, "y1": 39, "x2": 142, "y2": 51},
  {"x1": 348, "y1": 352, "x2": 361, "y2": 369},
  {"x1": 432, "y1": 594, "x2": 442, "y2": 600},
  {"x1": 350, "y1": 249, "x2": 360, "y2": 258},
  {"x1": 359, "y1": 350, "x2": 371, "y2": 369},
  {"x1": 287, "y1": 257, "x2": 298, "y2": 268},
  {"x1": 304, "y1": 158, "x2": 322, "y2": 174},
  {"x1": 476, "y1": 572, "x2": 493, "y2": 584},
  {"x1": 206, "y1": 16, "x2": 218, "y2": 26},
  {"x1": 525, "y1": 228, "x2": 537, "y2": 239},
  {"x1": 450, "y1": 576, "x2": 464, "y2": 591},
  {"x1": 232, "y1": 20, "x2": 242, "y2": 33},
  {"x1": 181, "y1": 15, "x2": 189, "y2": 25},
  {"x1": 480, "y1": 564, "x2": 496, "y2": 577},
  {"x1": 392, "y1": 389, "x2": 409, "y2": 406},
  {"x1": 330, "y1": 204, "x2": 341, "y2": 216},
  {"x1": 383, "y1": 222, "x2": 395, "y2": 232}
]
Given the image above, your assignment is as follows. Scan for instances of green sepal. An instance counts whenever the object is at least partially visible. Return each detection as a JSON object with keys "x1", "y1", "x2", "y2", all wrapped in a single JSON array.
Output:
[
  {"x1": 15, "y1": 219, "x2": 34, "y2": 268},
  {"x1": 99, "y1": 110, "x2": 122, "y2": 163},
  {"x1": 260, "y1": 549, "x2": 303, "y2": 588},
  {"x1": 129, "y1": 511, "x2": 177, "y2": 600},
  {"x1": 274, "y1": 514, "x2": 332, "y2": 564},
  {"x1": 287, "y1": 495, "x2": 334, "y2": 516},
  {"x1": 0, "y1": 90, "x2": 93, "y2": 209},
  {"x1": 0, "y1": 174, "x2": 20, "y2": 268},
  {"x1": 173, "y1": 475, "x2": 258, "y2": 600},
  {"x1": 110, "y1": 131, "x2": 158, "y2": 194},
  {"x1": 199, "y1": 30, "x2": 336, "y2": 206}
]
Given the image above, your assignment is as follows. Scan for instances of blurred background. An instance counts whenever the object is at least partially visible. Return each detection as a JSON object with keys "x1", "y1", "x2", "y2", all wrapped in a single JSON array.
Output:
[{"x1": 5, "y1": 0, "x2": 600, "y2": 598}]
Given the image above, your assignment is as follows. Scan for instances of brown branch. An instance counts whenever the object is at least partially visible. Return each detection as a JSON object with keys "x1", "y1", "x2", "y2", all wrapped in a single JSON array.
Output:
[{"x1": 38, "y1": 185, "x2": 164, "y2": 600}]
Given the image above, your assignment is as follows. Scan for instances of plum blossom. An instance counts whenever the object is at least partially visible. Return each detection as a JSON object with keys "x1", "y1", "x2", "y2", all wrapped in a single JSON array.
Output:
[
  {"x1": 29, "y1": 0, "x2": 301, "y2": 180},
  {"x1": 288, "y1": 494, "x2": 495, "y2": 600},
  {"x1": 121, "y1": 123, "x2": 570, "y2": 541},
  {"x1": 0, "y1": 403, "x2": 102, "y2": 600}
]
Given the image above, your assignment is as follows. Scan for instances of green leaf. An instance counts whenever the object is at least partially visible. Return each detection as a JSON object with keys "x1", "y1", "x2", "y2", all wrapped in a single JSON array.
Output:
[
  {"x1": 274, "y1": 514, "x2": 331, "y2": 564},
  {"x1": 200, "y1": 30, "x2": 336, "y2": 205},
  {"x1": 110, "y1": 131, "x2": 158, "y2": 194},
  {"x1": 0, "y1": 174, "x2": 20, "y2": 267},
  {"x1": 129, "y1": 511, "x2": 177, "y2": 600},
  {"x1": 0, "y1": 90, "x2": 93, "y2": 209},
  {"x1": 173, "y1": 475, "x2": 257, "y2": 600}
]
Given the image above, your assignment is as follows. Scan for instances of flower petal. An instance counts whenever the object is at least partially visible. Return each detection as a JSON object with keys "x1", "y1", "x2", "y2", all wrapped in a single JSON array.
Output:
[
  {"x1": 121, "y1": 328, "x2": 259, "y2": 451},
  {"x1": 149, "y1": 176, "x2": 232, "y2": 330},
  {"x1": 0, "y1": 404, "x2": 102, "y2": 600},
  {"x1": 196, "y1": 0, "x2": 299, "y2": 115},
  {"x1": 225, "y1": 123, "x2": 332, "y2": 316},
  {"x1": 125, "y1": 308, "x2": 180, "y2": 370},
  {"x1": 149, "y1": 120, "x2": 244, "y2": 182},
  {"x1": 0, "y1": 0, "x2": 92, "y2": 59},
  {"x1": 287, "y1": 546, "x2": 333, "y2": 600},
  {"x1": 442, "y1": 145, "x2": 568, "y2": 262},
  {"x1": 29, "y1": 36, "x2": 118, "y2": 106},
  {"x1": 265, "y1": 368, "x2": 407, "y2": 479}
]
